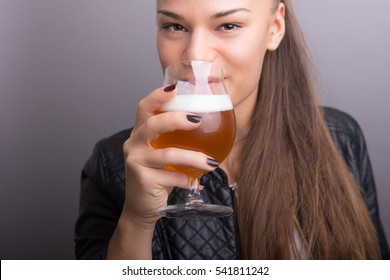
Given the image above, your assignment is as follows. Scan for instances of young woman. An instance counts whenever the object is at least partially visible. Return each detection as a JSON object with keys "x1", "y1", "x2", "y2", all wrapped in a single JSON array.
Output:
[{"x1": 75, "y1": 0, "x2": 389, "y2": 259}]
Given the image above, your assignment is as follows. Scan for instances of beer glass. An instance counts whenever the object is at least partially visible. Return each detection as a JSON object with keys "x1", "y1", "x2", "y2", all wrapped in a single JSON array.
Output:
[{"x1": 152, "y1": 60, "x2": 236, "y2": 218}]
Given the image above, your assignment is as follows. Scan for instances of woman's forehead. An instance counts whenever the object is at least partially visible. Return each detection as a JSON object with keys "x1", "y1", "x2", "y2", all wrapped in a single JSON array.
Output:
[
  {"x1": 156, "y1": 0, "x2": 271, "y2": 9},
  {"x1": 156, "y1": 0, "x2": 273, "y2": 17}
]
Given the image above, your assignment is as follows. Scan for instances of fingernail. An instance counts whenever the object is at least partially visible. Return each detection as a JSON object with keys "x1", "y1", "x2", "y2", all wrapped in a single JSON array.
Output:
[
  {"x1": 163, "y1": 84, "x2": 176, "y2": 92},
  {"x1": 186, "y1": 114, "x2": 201, "y2": 123},
  {"x1": 207, "y1": 158, "x2": 220, "y2": 167}
]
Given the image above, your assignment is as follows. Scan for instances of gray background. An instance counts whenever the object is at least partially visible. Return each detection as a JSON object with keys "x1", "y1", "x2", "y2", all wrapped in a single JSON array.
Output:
[{"x1": 0, "y1": 0, "x2": 388, "y2": 259}]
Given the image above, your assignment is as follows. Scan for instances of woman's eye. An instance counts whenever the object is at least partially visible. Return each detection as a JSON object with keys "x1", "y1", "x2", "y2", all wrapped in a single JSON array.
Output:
[
  {"x1": 219, "y1": 23, "x2": 240, "y2": 32},
  {"x1": 162, "y1": 24, "x2": 186, "y2": 32}
]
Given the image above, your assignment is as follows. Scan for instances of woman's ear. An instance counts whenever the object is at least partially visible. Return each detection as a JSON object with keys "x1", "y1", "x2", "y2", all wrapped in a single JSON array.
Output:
[{"x1": 267, "y1": 3, "x2": 285, "y2": 51}]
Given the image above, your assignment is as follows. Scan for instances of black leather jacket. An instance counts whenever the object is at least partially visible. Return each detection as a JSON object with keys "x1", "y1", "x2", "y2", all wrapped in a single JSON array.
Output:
[{"x1": 75, "y1": 107, "x2": 389, "y2": 259}]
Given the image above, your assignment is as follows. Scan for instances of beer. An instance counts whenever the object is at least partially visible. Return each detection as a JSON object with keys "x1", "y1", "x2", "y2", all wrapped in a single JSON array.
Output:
[{"x1": 152, "y1": 94, "x2": 236, "y2": 178}]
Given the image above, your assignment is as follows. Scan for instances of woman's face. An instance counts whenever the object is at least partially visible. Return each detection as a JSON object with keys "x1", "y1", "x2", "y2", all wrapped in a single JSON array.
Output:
[{"x1": 156, "y1": 0, "x2": 285, "y2": 114}]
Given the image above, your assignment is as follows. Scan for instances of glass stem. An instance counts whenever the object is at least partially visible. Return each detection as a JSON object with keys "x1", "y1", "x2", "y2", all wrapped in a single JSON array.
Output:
[{"x1": 186, "y1": 177, "x2": 204, "y2": 204}]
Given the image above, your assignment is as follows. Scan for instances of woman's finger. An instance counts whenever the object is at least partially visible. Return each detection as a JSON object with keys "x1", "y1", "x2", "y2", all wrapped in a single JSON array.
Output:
[
  {"x1": 134, "y1": 85, "x2": 177, "y2": 128},
  {"x1": 140, "y1": 148, "x2": 219, "y2": 172},
  {"x1": 130, "y1": 111, "x2": 202, "y2": 147}
]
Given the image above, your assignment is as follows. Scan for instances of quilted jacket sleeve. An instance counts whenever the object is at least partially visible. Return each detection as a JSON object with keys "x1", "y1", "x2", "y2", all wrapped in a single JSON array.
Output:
[
  {"x1": 74, "y1": 142, "x2": 122, "y2": 259},
  {"x1": 75, "y1": 129, "x2": 165, "y2": 259},
  {"x1": 324, "y1": 107, "x2": 390, "y2": 259}
]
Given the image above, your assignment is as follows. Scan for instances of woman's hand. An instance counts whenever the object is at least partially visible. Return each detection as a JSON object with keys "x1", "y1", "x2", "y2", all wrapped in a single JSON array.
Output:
[
  {"x1": 107, "y1": 85, "x2": 219, "y2": 259},
  {"x1": 106, "y1": 86, "x2": 219, "y2": 259},
  {"x1": 121, "y1": 85, "x2": 217, "y2": 227}
]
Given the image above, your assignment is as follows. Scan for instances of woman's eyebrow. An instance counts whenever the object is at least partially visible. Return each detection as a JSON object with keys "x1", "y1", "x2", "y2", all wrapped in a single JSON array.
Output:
[
  {"x1": 157, "y1": 10, "x2": 183, "y2": 20},
  {"x1": 211, "y1": 8, "x2": 251, "y2": 19},
  {"x1": 157, "y1": 8, "x2": 251, "y2": 20}
]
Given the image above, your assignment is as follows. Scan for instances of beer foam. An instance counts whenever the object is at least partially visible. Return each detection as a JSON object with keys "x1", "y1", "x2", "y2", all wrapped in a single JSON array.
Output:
[{"x1": 161, "y1": 94, "x2": 233, "y2": 113}]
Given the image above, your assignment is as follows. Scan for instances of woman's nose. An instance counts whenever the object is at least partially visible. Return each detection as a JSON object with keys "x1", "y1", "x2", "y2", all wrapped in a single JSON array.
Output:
[{"x1": 182, "y1": 30, "x2": 216, "y2": 62}]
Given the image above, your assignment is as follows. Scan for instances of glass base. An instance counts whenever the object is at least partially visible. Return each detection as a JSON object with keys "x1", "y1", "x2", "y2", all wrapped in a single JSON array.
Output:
[{"x1": 157, "y1": 203, "x2": 233, "y2": 219}]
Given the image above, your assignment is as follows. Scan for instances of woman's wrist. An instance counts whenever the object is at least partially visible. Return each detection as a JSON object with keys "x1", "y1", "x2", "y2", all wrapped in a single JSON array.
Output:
[
  {"x1": 120, "y1": 209, "x2": 158, "y2": 232},
  {"x1": 106, "y1": 211, "x2": 156, "y2": 259}
]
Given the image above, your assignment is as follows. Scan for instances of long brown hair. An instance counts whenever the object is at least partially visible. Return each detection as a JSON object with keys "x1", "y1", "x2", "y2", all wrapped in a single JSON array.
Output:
[{"x1": 236, "y1": 0, "x2": 380, "y2": 259}]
